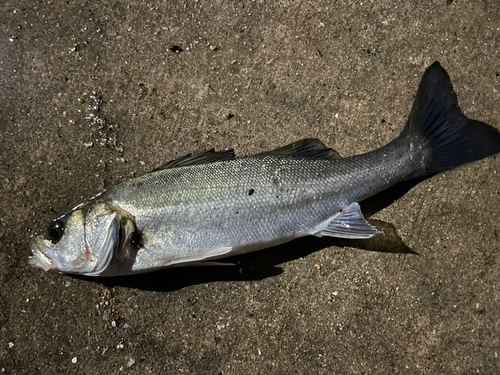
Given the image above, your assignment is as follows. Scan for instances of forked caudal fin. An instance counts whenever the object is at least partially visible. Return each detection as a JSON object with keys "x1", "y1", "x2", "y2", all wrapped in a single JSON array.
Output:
[{"x1": 402, "y1": 62, "x2": 500, "y2": 175}]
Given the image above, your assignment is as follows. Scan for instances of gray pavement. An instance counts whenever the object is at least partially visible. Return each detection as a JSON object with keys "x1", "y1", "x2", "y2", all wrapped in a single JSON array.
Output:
[{"x1": 1, "y1": 1, "x2": 499, "y2": 373}]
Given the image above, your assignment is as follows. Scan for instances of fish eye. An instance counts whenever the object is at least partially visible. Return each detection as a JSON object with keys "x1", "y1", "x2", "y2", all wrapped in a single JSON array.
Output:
[{"x1": 46, "y1": 220, "x2": 65, "y2": 244}]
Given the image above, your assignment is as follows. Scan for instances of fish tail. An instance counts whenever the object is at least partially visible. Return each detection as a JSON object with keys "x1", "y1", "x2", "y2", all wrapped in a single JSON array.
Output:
[{"x1": 403, "y1": 62, "x2": 500, "y2": 175}]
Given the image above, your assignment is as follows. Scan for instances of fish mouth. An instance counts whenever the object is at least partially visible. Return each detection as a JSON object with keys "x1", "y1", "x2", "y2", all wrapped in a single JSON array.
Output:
[{"x1": 28, "y1": 236, "x2": 56, "y2": 272}]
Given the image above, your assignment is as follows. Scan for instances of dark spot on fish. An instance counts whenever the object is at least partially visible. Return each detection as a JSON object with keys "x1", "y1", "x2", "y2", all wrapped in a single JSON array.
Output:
[
  {"x1": 497, "y1": 73, "x2": 499, "y2": 77},
  {"x1": 381, "y1": 119, "x2": 386, "y2": 123},
  {"x1": 235, "y1": 211, "x2": 239, "y2": 214},
  {"x1": 339, "y1": 208, "x2": 343, "y2": 213},
  {"x1": 130, "y1": 232, "x2": 143, "y2": 248},
  {"x1": 227, "y1": 113, "x2": 234, "y2": 119},
  {"x1": 248, "y1": 189, "x2": 255, "y2": 196},
  {"x1": 169, "y1": 45, "x2": 182, "y2": 52}
]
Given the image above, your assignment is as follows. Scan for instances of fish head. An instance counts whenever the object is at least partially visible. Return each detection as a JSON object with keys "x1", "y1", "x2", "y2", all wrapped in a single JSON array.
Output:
[{"x1": 28, "y1": 202, "x2": 120, "y2": 276}]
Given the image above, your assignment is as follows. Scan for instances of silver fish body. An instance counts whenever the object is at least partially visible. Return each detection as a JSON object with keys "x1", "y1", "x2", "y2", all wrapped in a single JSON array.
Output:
[
  {"x1": 97, "y1": 139, "x2": 416, "y2": 274},
  {"x1": 29, "y1": 62, "x2": 500, "y2": 276}
]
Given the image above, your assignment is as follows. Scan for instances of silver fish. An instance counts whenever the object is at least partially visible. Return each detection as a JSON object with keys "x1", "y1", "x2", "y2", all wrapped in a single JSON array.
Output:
[{"x1": 29, "y1": 62, "x2": 500, "y2": 276}]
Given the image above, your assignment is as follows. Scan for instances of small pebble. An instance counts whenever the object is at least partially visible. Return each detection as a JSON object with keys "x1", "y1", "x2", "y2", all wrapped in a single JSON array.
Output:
[{"x1": 127, "y1": 357, "x2": 135, "y2": 367}]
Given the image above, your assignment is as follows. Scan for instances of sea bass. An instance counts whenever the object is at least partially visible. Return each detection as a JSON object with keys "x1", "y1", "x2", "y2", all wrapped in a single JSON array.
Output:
[{"x1": 29, "y1": 62, "x2": 500, "y2": 276}]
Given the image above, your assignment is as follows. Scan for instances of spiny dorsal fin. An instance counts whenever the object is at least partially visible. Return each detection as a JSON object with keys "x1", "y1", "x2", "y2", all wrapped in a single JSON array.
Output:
[
  {"x1": 152, "y1": 148, "x2": 236, "y2": 171},
  {"x1": 254, "y1": 138, "x2": 341, "y2": 160}
]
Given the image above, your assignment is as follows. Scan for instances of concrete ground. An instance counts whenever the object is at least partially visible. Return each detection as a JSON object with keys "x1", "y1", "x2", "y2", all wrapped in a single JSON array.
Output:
[{"x1": 1, "y1": 0, "x2": 499, "y2": 373}]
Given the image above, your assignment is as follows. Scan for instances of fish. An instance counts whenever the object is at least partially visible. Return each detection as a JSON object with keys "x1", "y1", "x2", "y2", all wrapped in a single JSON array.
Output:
[{"x1": 28, "y1": 62, "x2": 500, "y2": 276}]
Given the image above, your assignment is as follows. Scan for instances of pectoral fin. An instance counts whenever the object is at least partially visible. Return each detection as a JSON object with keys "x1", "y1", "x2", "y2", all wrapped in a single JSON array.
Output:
[
  {"x1": 162, "y1": 246, "x2": 234, "y2": 267},
  {"x1": 313, "y1": 202, "x2": 380, "y2": 239}
]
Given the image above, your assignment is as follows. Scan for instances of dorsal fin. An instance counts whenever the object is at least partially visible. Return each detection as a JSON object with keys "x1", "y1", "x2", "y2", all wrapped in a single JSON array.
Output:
[
  {"x1": 152, "y1": 148, "x2": 236, "y2": 171},
  {"x1": 254, "y1": 138, "x2": 341, "y2": 160}
]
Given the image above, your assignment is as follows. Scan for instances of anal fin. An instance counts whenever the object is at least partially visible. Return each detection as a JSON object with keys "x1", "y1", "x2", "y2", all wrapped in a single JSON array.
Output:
[{"x1": 314, "y1": 202, "x2": 380, "y2": 239}]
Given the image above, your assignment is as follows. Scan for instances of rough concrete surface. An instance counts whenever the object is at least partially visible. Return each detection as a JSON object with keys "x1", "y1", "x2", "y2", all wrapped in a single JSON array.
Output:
[{"x1": 1, "y1": 0, "x2": 500, "y2": 374}]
